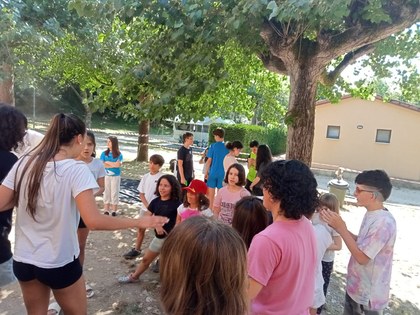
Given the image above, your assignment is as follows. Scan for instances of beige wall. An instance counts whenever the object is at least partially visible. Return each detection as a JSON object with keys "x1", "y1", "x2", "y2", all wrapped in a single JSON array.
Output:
[{"x1": 312, "y1": 97, "x2": 420, "y2": 181}]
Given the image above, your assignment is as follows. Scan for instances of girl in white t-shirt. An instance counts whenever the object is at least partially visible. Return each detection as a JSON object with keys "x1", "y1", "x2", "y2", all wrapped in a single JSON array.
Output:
[
  {"x1": 223, "y1": 141, "x2": 243, "y2": 173},
  {"x1": 0, "y1": 113, "x2": 168, "y2": 315},
  {"x1": 213, "y1": 163, "x2": 250, "y2": 225},
  {"x1": 177, "y1": 179, "x2": 212, "y2": 222}
]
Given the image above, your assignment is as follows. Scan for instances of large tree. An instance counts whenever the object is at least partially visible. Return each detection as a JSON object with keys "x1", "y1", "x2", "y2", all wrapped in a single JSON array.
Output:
[{"x1": 72, "y1": 0, "x2": 419, "y2": 165}]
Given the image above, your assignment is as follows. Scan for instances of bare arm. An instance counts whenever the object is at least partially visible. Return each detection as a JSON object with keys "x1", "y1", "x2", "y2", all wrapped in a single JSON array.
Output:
[
  {"x1": 139, "y1": 193, "x2": 149, "y2": 209},
  {"x1": 104, "y1": 161, "x2": 122, "y2": 168},
  {"x1": 327, "y1": 235, "x2": 342, "y2": 251},
  {"x1": 213, "y1": 205, "x2": 221, "y2": 218},
  {"x1": 321, "y1": 209, "x2": 369, "y2": 265},
  {"x1": 94, "y1": 177, "x2": 105, "y2": 196},
  {"x1": 0, "y1": 185, "x2": 15, "y2": 211},
  {"x1": 177, "y1": 159, "x2": 186, "y2": 185},
  {"x1": 76, "y1": 190, "x2": 168, "y2": 230},
  {"x1": 248, "y1": 277, "x2": 264, "y2": 300},
  {"x1": 204, "y1": 157, "x2": 212, "y2": 180},
  {"x1": 249, "y1": 176, "x2": 260, "y2": 190},
  {"x1": 248, "y1": 157, "x2": 256, "y2": 169}
]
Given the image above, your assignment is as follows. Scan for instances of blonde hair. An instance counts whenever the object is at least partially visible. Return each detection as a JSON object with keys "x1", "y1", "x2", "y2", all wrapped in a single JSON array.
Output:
[
  {"x1": 319, "y1": 193, "x2": 340, "y2": 213},
  {"x1": 160, "y1": 216, "x2": 248, "y2": 315}
]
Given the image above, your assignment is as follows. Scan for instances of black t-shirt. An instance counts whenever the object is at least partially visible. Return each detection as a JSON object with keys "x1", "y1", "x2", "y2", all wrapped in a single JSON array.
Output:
[
  {"x1": 177, "y1": 146, "x2": 194, "y2": 183},
  {"x1": 148, "y1": 198, "x2": 181, "y2": 239},
  {"x1": 0, "y1": 150, "x2": 18, "y2": 263}
]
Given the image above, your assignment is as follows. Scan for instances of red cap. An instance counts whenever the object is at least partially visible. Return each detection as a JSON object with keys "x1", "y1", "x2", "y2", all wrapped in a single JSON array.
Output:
[{"x1": 183, "y1": 179, "x2": 207, "y2": 195}]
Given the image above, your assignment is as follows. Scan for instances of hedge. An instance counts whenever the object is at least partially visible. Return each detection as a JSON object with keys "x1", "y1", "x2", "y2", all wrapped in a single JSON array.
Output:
[{"x1": 208, "y1": 123, "x2": 286, "y2": 156}]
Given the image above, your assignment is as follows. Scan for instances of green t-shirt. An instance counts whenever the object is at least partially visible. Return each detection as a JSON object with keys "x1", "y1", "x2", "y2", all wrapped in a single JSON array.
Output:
[{"x1": 246, "y1": 151, "x2": 257, "y2": 181}]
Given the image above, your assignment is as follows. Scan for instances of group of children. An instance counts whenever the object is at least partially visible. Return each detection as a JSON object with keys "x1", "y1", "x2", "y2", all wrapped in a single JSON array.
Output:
[{"x1": 0, "y1": 108, "x2": 398, "y2": 315}]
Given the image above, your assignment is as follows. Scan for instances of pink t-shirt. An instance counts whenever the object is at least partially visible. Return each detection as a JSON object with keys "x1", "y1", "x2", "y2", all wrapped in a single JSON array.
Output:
[
  {"x1": 248, "y1": 217, "x2": 317, "y2": 315},
  {"x1": 214, "y1": 186, "x2": 250, "y2": 225}
]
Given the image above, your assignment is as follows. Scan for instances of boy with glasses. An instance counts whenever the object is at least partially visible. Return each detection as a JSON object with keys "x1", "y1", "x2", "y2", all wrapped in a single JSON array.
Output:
[{"x1": 321, "y1": 170, "x2": 396, "y2": 315}]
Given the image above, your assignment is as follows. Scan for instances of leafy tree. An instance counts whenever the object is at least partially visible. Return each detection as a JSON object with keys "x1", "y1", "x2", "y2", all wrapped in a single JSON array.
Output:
[{"x1": 71, "y1": 0, "x2": 419, "y2": 165}]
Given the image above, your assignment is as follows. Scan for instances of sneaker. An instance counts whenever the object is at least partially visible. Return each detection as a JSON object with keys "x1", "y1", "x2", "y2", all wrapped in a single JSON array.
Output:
[
  {"x1": 104, "y1": 211, "x2": 109, "y2": 215},
  {"x1": 151, "y1": 259, "x2": 160, "y2": 273},
  {"x1": 111, "y1": 211, "x2": 117, "y2": 216},
  {"x1": 123, "y1": 248, "x2": 141, "y2": 259},
  {"x1": 118, "y1": 274, "x2": 139, "y2": 284}
]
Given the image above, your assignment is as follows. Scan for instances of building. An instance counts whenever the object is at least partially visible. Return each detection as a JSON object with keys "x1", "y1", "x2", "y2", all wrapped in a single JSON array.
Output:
[{"x1": 312, "y1": 95, "x2": 420, "y2": 181}]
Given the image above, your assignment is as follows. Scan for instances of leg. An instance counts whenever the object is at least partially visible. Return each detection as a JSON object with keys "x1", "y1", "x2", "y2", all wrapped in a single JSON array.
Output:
[
  {"x1": 103, "y1": 176, "x2": 111, "y2": 213},
  {"x1": 77, "y1": 227, "x2": 89, "y2": 267},
  {"x1": 110, "y1": 176, "x2": 120, "y2": 214},
  {"x1": 207, "y1": 187, "x2": 215, "y2": 210},
  {"x1": 131, "y1": 249, "x2": 160, "y2": 279},
  {"x1": 135, "y1": 228, "x2": 146, "y2": 251},
  {"x1": 343, "y1": 292, "x2": 364, "y2": 315},
  {"x1": 322, "y1": 261, "x2": 334, "y2": 296},
  {"x1": 52, "y1": 275, "x2": 87, "y2": 315},
  {"x1": 19, "y1": 279, "x2": 50, "y2": 315}
]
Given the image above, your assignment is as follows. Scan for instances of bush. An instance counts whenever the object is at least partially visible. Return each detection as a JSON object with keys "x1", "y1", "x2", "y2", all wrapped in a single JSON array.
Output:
[{"x1": 208, "y1": 123, "x2": 286, "y2": 156}]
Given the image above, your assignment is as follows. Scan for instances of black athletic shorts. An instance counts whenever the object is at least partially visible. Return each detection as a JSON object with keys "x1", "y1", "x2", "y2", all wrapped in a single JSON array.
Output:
[
  {"x1": 13, "y1": 257, "x2": 82, "y2": 289},
  {"x1": 78, "y1": 216, "x2": 87, "y2": 229}
]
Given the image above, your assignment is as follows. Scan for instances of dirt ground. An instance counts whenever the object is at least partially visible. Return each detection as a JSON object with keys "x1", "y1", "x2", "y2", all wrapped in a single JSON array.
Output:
[{"x1": 1, "y1": 157, "x2": 420, "y2": 314}]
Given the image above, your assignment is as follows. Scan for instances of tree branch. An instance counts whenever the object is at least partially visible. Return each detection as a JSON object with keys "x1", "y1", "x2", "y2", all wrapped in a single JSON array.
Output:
[
  {"x1": 258, "y1": 52, "x2": 288, "y2": 75},
  {"x1": 320, "y1": 44, "x2": 376, "y2": 86},
  {"x1": 69, "y1": 84, "x2": 84, "y2": 102}
]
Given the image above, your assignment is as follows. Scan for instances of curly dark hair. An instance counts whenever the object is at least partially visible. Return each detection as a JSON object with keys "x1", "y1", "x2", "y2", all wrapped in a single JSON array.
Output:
[
  {"x1": 0, "y1": 103, "x2": 27, "y2": 151},
  {"x1": 261, "y1": 160, "x2": 319, "y2": 220},
  {"x1": 155, "y1": 174, "x2": 182, "y2": 202}
]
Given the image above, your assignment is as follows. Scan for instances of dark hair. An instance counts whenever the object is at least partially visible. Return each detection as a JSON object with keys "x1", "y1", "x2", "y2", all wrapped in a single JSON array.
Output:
[
  {"x1": 249, "y1": 140, "x2": 259, "y2": 148},
  {"x1": 256, "y1": 144, "x2": 272, "y2": 171},
  {"x1": 86, "y1": 130, "x2": 97, "y2": 157},
  {"x1": 224, "y1": 163, "x2": 246, "y2": 186},
  {"x1": 183, "y1": 192, "x2": 210, "y2": 211},
  {"x1": 212, "y1": 127, "x2": 225, "y2": 138},
  {"x1": 105, "y1": 136, "x2": 121, "y2": 158},
  {"x1": 355, "y1": 170, "x2": 392, "y2": 200},
  {"x1": 150, "y1": 154, "x2": 165, "y2": 166},
  {"x1": 14, "y1": 113, "x2": 86, "y2": 220},
  {"x1": 232, "y1": 196, "x2": 268, "y2": 249},
  {"x1": 155, "y1": 174, "x2": 182, "y2": 201},
  {"x1": 261, "y1": 160, "x2": 319, "y2": 220},
  {"x1": 182, "y1": 132, "x2": 193, "y2": 143},
  {"x1": 160, "y1": 216, "x2": 248, "y2": 315},
  {"x1": 225, "y1": 140, "x2": 243, "y2": 151},
  {"x1": 0, "y1": 103, "x2": 27, "y2": 151}
]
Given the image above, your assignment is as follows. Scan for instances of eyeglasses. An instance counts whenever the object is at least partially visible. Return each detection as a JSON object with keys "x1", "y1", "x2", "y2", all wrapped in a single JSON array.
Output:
[{"x1": 354, "y1": 187, "x2": 377, "y2": 194}]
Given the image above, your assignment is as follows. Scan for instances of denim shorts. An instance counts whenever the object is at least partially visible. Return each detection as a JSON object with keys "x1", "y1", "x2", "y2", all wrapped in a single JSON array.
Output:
[
  {"x1": 13, "y1": 257, "x2": 82, "y2": 290},
  {"x1": 148, "y1": 237, "x2": 166, "y2": 253},
  {"x1": 0, "y1": 257, "x2": 17, "y2": 287}
]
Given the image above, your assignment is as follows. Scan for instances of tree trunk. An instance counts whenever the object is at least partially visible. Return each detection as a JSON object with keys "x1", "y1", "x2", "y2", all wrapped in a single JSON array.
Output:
[
  {"x1": 84, "y1": 104, "x2": 92, "y2": 128},
  {"x1": 285, "y1": 65, "x2": 319, "y2": 166},
  {"x1": 0, "y1": 63, "x2": 15, "y2": 105},
  {"x1": 137, "y1": 119, "x2": 150, "y2": 162}
]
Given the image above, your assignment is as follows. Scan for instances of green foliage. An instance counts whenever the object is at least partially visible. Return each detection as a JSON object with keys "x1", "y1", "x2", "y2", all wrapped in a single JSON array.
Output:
[{"x1": 208, "y1": 123, "x2": 286, "y2": 155}]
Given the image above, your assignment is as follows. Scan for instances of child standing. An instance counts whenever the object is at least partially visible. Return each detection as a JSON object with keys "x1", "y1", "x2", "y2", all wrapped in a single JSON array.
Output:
[
  {"x1": 314, "y1": 193, "x2": 342, "y2": 314},
  {"x1": 232, "y1": 196, "x2": 269, "y2": 249},
  {"x1": 123, "y1": 154, "x2": 165, "y2": 259},
  {"x1": 321, "y1": 170, "x2": 396, "y2": 314},
  {"x1": 100, "y1": 136, "x2": 123, "y2": 216},
  {"x1": 118, "y1": 175, "x2": 182, "y2": 283},
  {"x1": 245, "y1": 140, "x2": 259, "y2": 192},
  {"x1": 76, "y1": 131, "x2": 106, "y2": 298},
  {"x1": 223, "y1": 141, "x2": 243, "y2": 173},
  {"x1": 249, "y1": 144, "x2": 272, "y2": 196},
  {"x1": 177, "y1": 179, "x2": 212, "y2": 222},
  {"x1": 213, "y1": 163, "x2": 250, "y2": 225}
]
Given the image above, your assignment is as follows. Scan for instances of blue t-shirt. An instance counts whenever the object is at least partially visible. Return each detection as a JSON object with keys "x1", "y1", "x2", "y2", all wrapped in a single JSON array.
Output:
[
  {"x1": 207, "y1": 141, "x2": 229, "y2": 178},
  {"x1": 100, "y1": 151, "x2": 123, "y2": 176}
]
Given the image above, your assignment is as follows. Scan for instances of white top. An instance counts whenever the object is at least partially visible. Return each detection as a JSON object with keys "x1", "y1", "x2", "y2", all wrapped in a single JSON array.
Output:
[
  {"x1": 2, "y1": 158, "x2": 98, "y2": 268},
  {"x1": 312, "y1": 213, "x2": 340, "y2": 262},
  {"x1": 137, "y1": 171, "x2": 164, "y2": 205},
  {"x1": 87, "y1": 158, "x2": 106, "y2": 194},
  {"x1": 223, "y1": 155, "x2": 238, "y2": 173},
  {"x1": 312, "y1": 223, "x2": 333, "y2": 309},
  {"x1": 13, "y1": 129, "x2": 44, "y2": 157},
  {"x1": 177, "y1": 204, "x2": 213, "y2": 217}
]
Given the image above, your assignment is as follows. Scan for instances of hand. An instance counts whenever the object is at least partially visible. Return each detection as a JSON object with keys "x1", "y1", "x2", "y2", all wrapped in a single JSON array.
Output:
[
  {"x1": 320, "y1": 208, "x2": 346, "y2": 233},
  {"x1": 155, "y1": 226, "x2": 168, "y2": 236},
  {"x1": 250, "y1": 185, "x2": 254, "y2": 191},
  {"x1": 138, "y1": 216, "x2": 169, "y2": 230},
  {"x1": 204, "y1": 173, "x2": 208, "y2": 180}
]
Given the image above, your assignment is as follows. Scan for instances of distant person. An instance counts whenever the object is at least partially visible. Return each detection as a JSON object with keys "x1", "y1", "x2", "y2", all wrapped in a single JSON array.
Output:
[
  {"x1": 223, "y1": 140, "x2": 243, "y2": 173},
  {"x1": 314, "y1": 193, "x2": 342, "y2": 314},
  {"x1": 176, "y1": 132, "x2": 194, "y2": 187},
  {"x1": 177, "y1": 179, "x2": 212, "y2": 222},
  {"x1": 199, "y1": 146, "x2": 209, "y2": 182},
  {"x1": 75, "y1": 130, "x2": 106, "y2": 298},
  {"x1": 245, "y1": 140, "x2": 259, "y2": 192},
  {"x1": 248, "y1": 160, "x2": 318, "y2": 314},
  {"x1": 123, "y1": 154, "x2": 165, "y2": 259},
  {"x1": 100, "y1": 136, "x2": 123, "y2": 216},
  {"x1": 249, "y1": 144, "x2": 272, "y2": 196},
  {"x1": 321, "y1": 170, "x2": 396, "y2": 315},
  {"x1": 0, "y1": 103, "x2": 26, "y2": 287},
  {"x1": 204, "y1": 128, "x2": 229, "y2": 210},
  {"x1": 118, "y1": 175, "x2": 182, "y2": 283},
  {"x1": 213, "y1": 163, "x2": 250, "y2": 225},
  {"x1": 0, "y1": 113, "x2": 168, "y2": 314},
  {"x1": 13, "y1": 116, "x2": 44, "y2": 158},
  {"x1": 232, "y1": 196, "x2": 269, "y2": 249},
  {"x1": 160, "y1": 216, "x2": 248, "y2": 315}
]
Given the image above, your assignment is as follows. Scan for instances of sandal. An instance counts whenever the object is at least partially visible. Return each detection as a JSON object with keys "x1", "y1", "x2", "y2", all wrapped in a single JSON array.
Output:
[
  {"x1": 86, "y1": 283, "x2": 94, "y2": 298},
  {"x1": 118, "y1": 274, "x2": 140, "y2": 284},
  {"x1": 47, "y1": 302, "x2": 62, "y2": 315}
]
